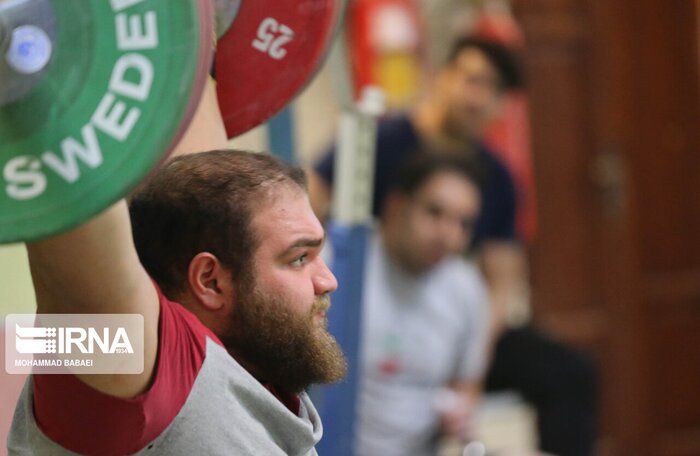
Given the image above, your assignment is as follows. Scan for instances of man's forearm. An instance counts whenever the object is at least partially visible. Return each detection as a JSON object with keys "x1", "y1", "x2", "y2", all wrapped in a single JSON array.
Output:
[
  {"x1": 170, "y1": 78, "x2": 228, "y2": 157},
  {"x1": 478, "y1": 241, "x2": 529, "y2": 333}
]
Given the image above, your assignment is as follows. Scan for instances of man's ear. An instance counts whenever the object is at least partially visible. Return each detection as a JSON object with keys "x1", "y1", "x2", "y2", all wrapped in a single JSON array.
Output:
[{"x1": 187, "y1": 252, "x2": 234, "y2": 311}]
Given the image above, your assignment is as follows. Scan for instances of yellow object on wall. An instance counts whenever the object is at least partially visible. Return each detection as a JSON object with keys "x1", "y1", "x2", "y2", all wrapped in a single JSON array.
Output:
[{"x1": 376, "y1": 52, "x2": 421, "y2": 108}]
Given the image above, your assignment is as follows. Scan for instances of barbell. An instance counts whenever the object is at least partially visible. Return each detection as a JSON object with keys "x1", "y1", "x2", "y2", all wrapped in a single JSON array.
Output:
[{"x1": 0, "y1": 0, "x2": 342, "y2": 244}]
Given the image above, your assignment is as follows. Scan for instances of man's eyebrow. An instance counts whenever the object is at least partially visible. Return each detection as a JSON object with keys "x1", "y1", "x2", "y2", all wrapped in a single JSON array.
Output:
[{"x1": 284, "y1": 235, "x2": 325, "y2": 252}]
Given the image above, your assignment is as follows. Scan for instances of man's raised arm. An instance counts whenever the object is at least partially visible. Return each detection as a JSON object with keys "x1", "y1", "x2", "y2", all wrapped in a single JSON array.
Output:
[{"x1": 25, "y1": 78, "x2": 228, "y2": 398}]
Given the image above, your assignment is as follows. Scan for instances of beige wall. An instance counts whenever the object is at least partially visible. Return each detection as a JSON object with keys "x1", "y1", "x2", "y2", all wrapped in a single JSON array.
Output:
[
  {"x1": 0, "y1": 244, "x2": 36, "y2": 314},
  {"x1": 294, "y1": 63, "x2": 341, "y2": 163}
]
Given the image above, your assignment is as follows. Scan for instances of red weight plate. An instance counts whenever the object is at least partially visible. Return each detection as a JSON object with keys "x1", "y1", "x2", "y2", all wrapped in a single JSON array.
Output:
[{"x1": 215, "y1": 0, "x2": 342, "y2": 138}]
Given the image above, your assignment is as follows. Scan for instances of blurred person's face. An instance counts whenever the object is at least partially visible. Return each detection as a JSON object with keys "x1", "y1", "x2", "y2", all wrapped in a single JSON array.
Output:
[
  {"x1": 438, "y1": 48, "x2": 504, "y2": 140},
  {"x1": 220, "y1": 188, "x2": 347, "y2": 392},
  {"x1": 389, "y1": 171, "x2": 481, "y2": 274}
]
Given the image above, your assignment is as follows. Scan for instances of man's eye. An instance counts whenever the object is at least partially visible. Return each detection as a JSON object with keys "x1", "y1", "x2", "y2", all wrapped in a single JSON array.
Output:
[{"x1": 290, "y1": 254, "x2": 308, "y2": 267}]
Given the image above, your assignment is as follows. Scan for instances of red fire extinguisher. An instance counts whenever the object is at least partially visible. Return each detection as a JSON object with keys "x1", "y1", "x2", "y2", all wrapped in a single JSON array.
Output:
[{"x1": 347, "y1": 0, "x2": 424, "y2": 109}]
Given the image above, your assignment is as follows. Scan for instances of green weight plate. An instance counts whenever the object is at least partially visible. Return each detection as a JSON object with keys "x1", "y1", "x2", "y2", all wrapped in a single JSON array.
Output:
[{"x1": 0, "y1": 0, "x2": 213, "y2": 244}]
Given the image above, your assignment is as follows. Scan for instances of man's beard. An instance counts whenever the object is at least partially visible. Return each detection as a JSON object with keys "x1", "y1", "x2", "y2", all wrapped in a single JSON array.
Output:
[{"x1": 220, "y1": 279, "x2": 347, "y2": 393}]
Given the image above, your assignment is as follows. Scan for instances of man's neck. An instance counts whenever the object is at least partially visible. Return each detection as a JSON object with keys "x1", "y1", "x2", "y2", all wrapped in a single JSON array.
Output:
[
  {"x1": 225, "y1": 347, "x2": 259, "y2": 376},
  {"x1": 379, "y1": 226, "x2": 431, "y2": 277},
  {"x1": 227, "y1": 349, "x2": 301, "y2": 413},
  {"x1": 411, "y1": 103, "x2": 477, "y2": 154}
]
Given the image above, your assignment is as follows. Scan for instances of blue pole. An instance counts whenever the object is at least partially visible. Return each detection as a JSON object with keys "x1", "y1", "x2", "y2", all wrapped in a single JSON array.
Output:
[
  {"x1": 314, "y1": 221, "x2": 370, "y2": 456},
  {"x1": 267, "y1": 106, "x2": 295, "y2": 164}
]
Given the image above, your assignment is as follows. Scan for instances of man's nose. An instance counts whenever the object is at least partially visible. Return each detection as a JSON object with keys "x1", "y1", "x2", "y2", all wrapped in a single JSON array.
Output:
[
  {"x1": 440, "y1": 218, "x2": 468, "y2": 253},
  {"x1": 313, "y1": 257, "x2": 338, "y2": 295}
]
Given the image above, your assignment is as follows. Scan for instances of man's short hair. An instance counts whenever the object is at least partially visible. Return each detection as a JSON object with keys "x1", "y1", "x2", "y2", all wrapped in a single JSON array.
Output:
[
  {"x1": 130, "y1": 149, "x2": 307, "y2": 298},
  {"x1": 445, "y1": 35, "x2": 523, "y2": 90},
  {"x1": 391, "y1": 152, "x2": 485, "y2": 199}
]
